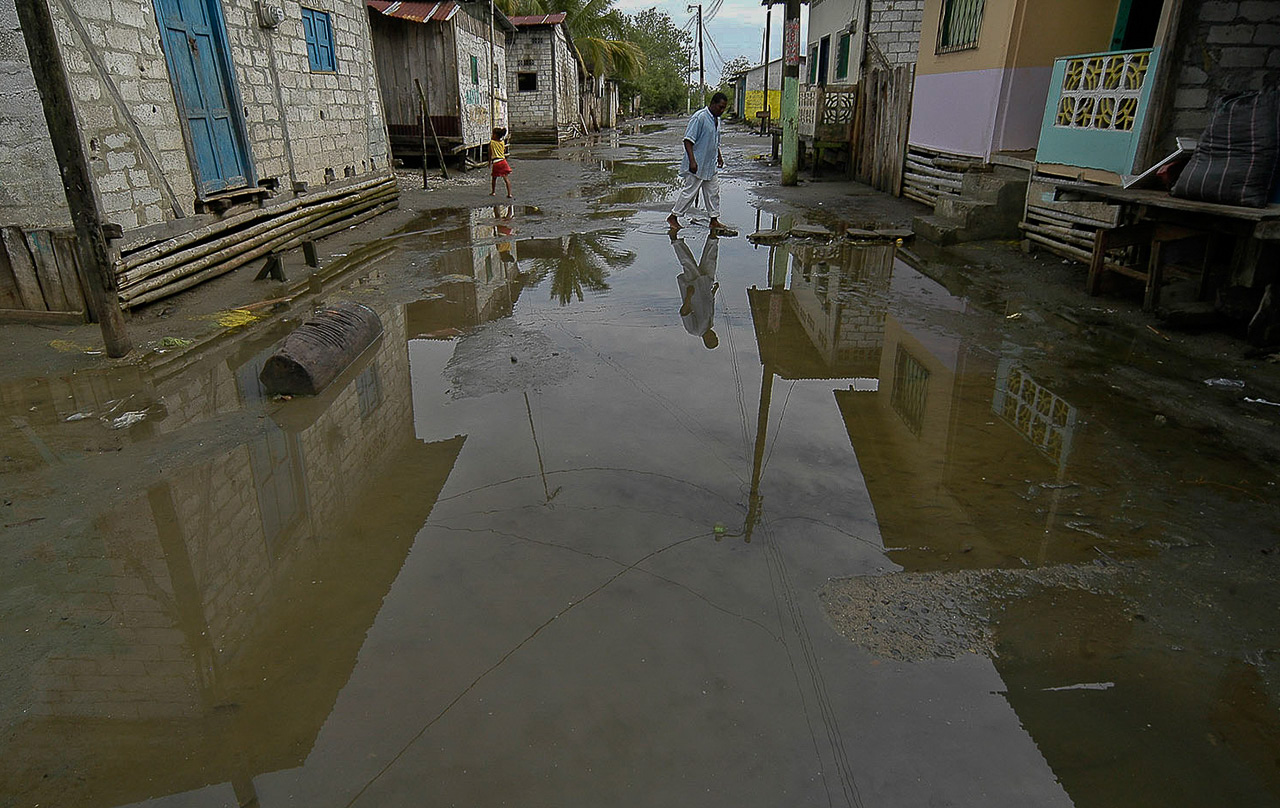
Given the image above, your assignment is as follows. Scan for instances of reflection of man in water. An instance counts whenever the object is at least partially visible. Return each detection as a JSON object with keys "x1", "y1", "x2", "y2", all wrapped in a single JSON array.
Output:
[{"x1": 672, "y1": 234, "x2": 720, "y2": 349}]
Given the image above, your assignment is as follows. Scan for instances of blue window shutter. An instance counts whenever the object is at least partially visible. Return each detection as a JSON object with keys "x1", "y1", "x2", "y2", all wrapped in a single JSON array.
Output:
[
  {"x1": 301, "y1": 8, "x2": 335, "y2": 72},
  {"x1": 318, "y1": 13, "x2": 335, "y2": 71}
]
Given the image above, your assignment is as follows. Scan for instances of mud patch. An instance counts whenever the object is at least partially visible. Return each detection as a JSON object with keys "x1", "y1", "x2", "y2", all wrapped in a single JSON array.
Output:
[
  {"x1": 445, "y1": 321, "x2": 573, "y2": 398},
  {"x1": 819, "y1": 564, "x2": 1123, "y2": 662}
]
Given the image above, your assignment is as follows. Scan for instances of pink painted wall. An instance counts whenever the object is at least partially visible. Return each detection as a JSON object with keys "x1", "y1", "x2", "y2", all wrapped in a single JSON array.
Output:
[{"x1": 909, "y1": 69, "x2": 1005, "y2": 158}]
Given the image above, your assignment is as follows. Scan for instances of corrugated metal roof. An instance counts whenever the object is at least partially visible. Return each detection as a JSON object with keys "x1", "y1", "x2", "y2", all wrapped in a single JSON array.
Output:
[
  {"x1": 367, "y1": 1, "x2": 459, "y2": 24},
  {"x1": 509, "y1": 12, "x2": 568, "y2": 27}
]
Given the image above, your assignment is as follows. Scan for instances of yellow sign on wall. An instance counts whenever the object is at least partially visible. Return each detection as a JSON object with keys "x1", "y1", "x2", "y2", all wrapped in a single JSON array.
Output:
[{"x1": 744, "y1": 90, "x2": 782, "y2": 122}]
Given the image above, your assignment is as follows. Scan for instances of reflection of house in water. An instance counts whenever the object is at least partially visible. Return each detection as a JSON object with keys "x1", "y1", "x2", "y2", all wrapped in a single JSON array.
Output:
[
  {"x1": 1, "y1": 305, "x2": 463, "y2": 808},
  {"x1": 407, "y1": 208, "x2": 527, "y2": 336},
  {"x1": 744, "y1": 240, "x2": 895, "y2": 537},
  {"x1": 832, "y1": 253, "x2": 1098, "y2": 570},
  {"x1": 784, "y1": 241, "x2": 894, "y2": 376}
]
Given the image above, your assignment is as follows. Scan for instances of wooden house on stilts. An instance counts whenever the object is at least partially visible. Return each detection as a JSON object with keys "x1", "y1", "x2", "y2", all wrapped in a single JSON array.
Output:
[{"x1": 367, "y1": 0, "x2": 515, "y2": 165}]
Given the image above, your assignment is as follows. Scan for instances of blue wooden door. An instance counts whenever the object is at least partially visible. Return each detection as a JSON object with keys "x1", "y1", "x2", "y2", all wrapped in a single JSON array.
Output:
[{"x1": 153, "y1": 0, "x2": 252, "y2": 194}]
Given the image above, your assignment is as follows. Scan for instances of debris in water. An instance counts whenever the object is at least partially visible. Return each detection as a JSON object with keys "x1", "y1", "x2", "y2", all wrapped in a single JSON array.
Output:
[
  {"x1": 1203, "y1": 378, "x2": 1245, "y2": 389},
  {"x1": 1066, "y1": 520, "x2": 1107, "y2": 539},
  {"x1": 211, "y1": 308, "x2": 265, "y2": 328},
  {"x1": 1043, "y1": 682, "x2": 1115, "y2": 692},
  {"x1": 106, "y1": 411, "x2": 148, "y2": 430},
  {"x1": 1244, "y1": 397, "x2": 1280, "y2": 407}
]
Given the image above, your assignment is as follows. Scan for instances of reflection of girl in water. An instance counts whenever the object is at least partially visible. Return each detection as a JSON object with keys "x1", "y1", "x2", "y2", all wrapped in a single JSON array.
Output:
[
  {"x1": 494, "y1": 205, "x2": 517, "y2": 265},
  {"x1": 672, "y1": 234, "x2": 720, "y2": 349}
]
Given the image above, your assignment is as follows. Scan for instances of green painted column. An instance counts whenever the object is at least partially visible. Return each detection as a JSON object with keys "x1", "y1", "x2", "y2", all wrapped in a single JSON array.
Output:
[{"x1": 780, "y1": 0, "x2": 802, "y2": 185}]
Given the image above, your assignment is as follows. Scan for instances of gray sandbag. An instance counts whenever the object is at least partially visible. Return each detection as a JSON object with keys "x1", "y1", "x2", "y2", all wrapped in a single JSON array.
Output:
[
  {"x1": 1171, "y1": 90, "x2": 1279, "y2": 208},
  {"x1": 260, "y1": 302, "x2": 383, "y2": 396}
]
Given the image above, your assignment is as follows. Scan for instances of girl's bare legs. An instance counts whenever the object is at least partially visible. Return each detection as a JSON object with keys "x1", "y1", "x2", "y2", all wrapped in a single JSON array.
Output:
[{"x1": 503, "y1": 175, "x2": 512, "y2": 198}]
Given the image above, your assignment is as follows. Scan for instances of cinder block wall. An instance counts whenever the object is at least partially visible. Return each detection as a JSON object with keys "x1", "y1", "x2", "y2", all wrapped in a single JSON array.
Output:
[
  {"x1": 0, "y1": 0, "x2": 390, "y2": 233},
  {"x1": 1166, "y1": 0, "x2": 1280, "y2": 141},
  {"x1": 508, "y1": 29, "x2": 556, "y2": 132},
  {"x1": 554, "y1": 27, "x2": 577, "y2": 129},
  {"x1": 869, "y1": 0, "x2": 925, "y2": 66},
  {"x1": 0, "y1": 0, "x2": 74, "y2": 228}
]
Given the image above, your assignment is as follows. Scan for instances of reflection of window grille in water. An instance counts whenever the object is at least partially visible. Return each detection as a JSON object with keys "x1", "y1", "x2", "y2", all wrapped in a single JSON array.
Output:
[
  {"x1": 357, "y1": 364, "x2": 383, "y2": 419},
  {"x1": 1054, "y1": 50, "x2": 1150, "y2": 132},
  {"x1": 992, "y1": 362, "x2": 1078, "y2": 471},
  {"x1": 891, "y1": 346, "x2": 929, "y2": 436}
]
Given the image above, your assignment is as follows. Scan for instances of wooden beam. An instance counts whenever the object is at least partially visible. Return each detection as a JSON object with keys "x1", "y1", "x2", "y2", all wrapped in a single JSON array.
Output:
[
  {"x1": 0, "y1": 308, "x2": 85, "y2": 325},
  {"x1": 14, "y1": 0, "x2": 131, "y2": 355}
]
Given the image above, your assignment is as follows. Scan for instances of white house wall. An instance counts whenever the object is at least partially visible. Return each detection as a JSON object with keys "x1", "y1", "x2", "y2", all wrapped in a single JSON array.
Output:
[
  {"x1": 454, "y1": 21, "x2": 507, "y2": 148},
  {"x1": 806, "y1": 0, "x2": 861, "y2": 84}
]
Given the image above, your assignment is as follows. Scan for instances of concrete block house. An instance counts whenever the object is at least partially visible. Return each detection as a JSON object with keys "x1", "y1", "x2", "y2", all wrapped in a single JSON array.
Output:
[
  {"x1": 367, "y1": 0, "x2": 514, "y2": 162},
  {"x1": 506, "y1": 12, "x2": 582, "y2": 143},
  {"x1": 0, "y1": 0, "x2": 396, "y2": 323},
  {"x1": 805, "y1": 0, "x2": 923, "y2": 87}
]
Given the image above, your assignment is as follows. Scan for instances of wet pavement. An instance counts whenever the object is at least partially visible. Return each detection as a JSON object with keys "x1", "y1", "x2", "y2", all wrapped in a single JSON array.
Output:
[{"x1": 2, "y1": 122, "x2": 1279, "y2": 808}]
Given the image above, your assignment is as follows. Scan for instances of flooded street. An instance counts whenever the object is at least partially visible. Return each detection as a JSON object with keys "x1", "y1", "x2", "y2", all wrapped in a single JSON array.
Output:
[{"x1": 3, "y1": 123, "x2": 1279, "y2": 808}]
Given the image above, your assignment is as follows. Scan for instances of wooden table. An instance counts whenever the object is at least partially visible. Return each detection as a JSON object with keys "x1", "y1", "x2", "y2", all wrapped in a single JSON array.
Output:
[{"x1": 1060, "y1": 183, "x2": 1280, "y2": 310}]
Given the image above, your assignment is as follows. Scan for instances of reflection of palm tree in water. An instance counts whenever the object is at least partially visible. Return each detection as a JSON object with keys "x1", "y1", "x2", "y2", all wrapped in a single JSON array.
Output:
[
  {"x1": 526, "y1": 231, "x2": 635, "y2": 305},
  {"x1": 672, "y1": 235, "x2": 720, "y2": 349}
]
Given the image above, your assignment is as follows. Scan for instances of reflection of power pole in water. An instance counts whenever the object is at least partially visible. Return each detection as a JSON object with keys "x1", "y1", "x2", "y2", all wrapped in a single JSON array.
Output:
[
  {"x1": 744, "y1": 234, "x2": 792, "y2": 541},
  {"x1": 744, "y1": 359, "x2": 775, "y2": 543},
  {"x1": 525, "y1": 392, "x2": 560, "y2": 503}
]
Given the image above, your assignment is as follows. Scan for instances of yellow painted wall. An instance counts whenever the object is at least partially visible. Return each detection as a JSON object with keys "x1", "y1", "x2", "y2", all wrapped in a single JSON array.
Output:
[
  {"x1": 745, "y1": 90, "x2": 783, "y2": 122},
  {"x1": 1008, "y1": 0, "x2": 1120, "y2": 68},
  {"x1": 918, "y1": 0, "x2": 1122, "y2": 76},
  {"x1": 917, "y1": 0, "x2": 1020, "y2": 76}
]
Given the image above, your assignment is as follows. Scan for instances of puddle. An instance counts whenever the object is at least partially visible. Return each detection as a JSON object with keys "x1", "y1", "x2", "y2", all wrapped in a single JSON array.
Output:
[{"x1": 2, "y1": 137, "x2": 1279, "y2": 808}]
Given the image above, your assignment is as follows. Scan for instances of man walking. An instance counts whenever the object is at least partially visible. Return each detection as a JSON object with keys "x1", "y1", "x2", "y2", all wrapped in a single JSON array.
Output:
[{"x1": 668, "y1": 92, "x2": 729, "y2": 233}]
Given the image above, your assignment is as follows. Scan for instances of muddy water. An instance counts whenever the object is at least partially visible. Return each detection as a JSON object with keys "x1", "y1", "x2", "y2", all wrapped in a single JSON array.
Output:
[{"x1": 2, "y1": 149, "x2": 1278, "y2": 808}]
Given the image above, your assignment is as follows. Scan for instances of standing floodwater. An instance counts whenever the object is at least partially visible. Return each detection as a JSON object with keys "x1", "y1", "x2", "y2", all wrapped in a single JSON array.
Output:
[{"x1": 1, "y1": 123, "x2": 1278, "y2": 808}]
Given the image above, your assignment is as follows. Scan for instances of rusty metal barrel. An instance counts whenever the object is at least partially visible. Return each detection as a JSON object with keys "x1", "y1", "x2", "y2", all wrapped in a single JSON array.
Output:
[{"x1": 259, "y1": 302, "x2": 383, "y2": 396}]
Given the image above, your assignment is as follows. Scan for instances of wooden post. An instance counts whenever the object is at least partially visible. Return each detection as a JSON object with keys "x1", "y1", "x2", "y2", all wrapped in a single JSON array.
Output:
[
  {"x1": 415, "y1": 79, "x2": 449, "y2": 181},
  {"x1": 14, "y1": 0, "x2": 131, "y2": 356}
]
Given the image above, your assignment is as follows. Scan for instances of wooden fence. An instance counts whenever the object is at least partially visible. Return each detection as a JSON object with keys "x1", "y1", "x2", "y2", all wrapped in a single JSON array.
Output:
[
  {"x1": 851, "y1": 65, "x2": 913, "y2": 196},
  {"x1": 800, "y1": 66, "x2": 914, "y2": 197}
]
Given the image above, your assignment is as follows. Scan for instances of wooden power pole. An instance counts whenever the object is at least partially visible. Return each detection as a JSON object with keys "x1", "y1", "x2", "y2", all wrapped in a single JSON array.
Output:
[{"x1": 15, "y1": 0, "x2": 131, "y2": 356}]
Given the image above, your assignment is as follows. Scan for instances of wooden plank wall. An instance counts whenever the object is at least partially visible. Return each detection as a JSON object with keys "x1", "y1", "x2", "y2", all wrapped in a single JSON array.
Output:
[
  {"x1": 0, "y1": 226, "x2": 87, "y2": 318},
  {"x1": 851, "y1": 66, "x2": 913, "y2": 196},
  {"x1": 369, "y1": 14, "x2": 455, "y2": 132}
]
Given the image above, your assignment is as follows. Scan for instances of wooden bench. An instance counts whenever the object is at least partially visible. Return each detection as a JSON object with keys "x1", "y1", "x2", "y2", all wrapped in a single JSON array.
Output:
[{"x1": 1064, "y1": 183, "x2": 1280, "y2": 311}]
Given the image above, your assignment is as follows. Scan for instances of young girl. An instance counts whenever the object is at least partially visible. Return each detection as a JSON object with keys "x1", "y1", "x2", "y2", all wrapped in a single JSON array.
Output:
[{"x1": 489, "y1": 127, "x2": 512, "y2": 198}]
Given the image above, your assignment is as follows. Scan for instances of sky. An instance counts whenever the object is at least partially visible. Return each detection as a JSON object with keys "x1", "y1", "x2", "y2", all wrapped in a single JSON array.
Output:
[{"x1": 613, "y1": 0, "x2": 809, "y2": 85}]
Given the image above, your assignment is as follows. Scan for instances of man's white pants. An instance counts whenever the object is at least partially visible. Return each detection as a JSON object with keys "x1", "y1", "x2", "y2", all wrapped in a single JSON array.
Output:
[{"x1": 671, "y1": 173, "x2": 720, "y2": 219}]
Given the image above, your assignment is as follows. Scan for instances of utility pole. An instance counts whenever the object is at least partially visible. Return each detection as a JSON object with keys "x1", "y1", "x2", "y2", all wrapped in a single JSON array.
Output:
[
  {"x1": 779, "y1": 0, "x2": 803, "y2": 185},
  {"x1": 688, "y1": 4, "x2": 703, "y2": 103},
  {"x1": 14, "y1": 0, "x2": 131, "y2": 356},
  {"x1": 762, "y1": 6, "x2": 772, "y2": 133}
]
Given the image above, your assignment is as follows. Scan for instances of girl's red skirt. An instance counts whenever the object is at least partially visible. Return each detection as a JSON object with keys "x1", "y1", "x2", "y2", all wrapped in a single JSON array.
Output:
[{"x1": 492, "y1": 159, "x2": 512, "y2": 178}]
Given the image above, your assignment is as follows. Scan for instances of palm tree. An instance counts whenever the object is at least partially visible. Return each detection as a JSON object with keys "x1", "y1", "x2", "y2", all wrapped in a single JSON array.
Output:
[{"x1": 495, "y1": 0, "x2": 645, "y2": 80}]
